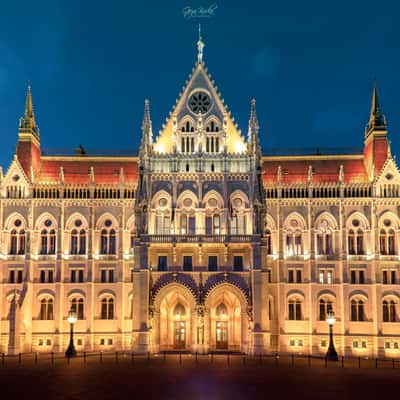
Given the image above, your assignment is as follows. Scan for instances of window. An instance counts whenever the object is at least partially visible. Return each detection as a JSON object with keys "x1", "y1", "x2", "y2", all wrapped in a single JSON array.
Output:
[
  {"x1": 350, "y1": 299, "x2": 365, "y2": 321},
  {"x1": 9, "y1": 269, "x2": 23, "y2": 283},
  {"x1": 101, "y1": 298, "x2": 114, "y2": 320},
  {"x1": 380, "y1": 228, "x2": 396, "y2": 255},
  {"x1": 158, "y1": 256, "x2": 168, "y2": 271},
  {"x1": 316, "y1": 229, "x2": 332, "y2": 255},
  {"x1": 319, "y1": 269, "x2": 333, "y2": 284},
  {"x1": 100, "y1": 219, "x2": 116, "y2": 255},
  {"x1": 9, "y1": 219, "x2": 26, "y2": 255},
  {"x1": 71, "y1": 229, "x2": 86, "y2": 255},
  {"x1": 100, "y1": 269, "x2": 114, "y2": 283},
  {"x1": 205, "y1": 215, "x2": 220, "y2": 235},
  {"x1": 348, "y1": 229, "x2": 364, "y2": 255},
  {"x1": 231, "y1": 214, "x2": 246, "y2": 235},
  {"x1": 208, "y1": 256, "x2": 218, "y2": 271},
  {"x1": 319, "y1": 299, "x2": 333, "y2": 321},
  {"x1": 39, "y1": 270, "x2": 54, "y2": 283},
  {"x1": 288, "y1": 268, "x2": 302, "y2": 283},
  {"x1": 39, "y1": 298, "x2": 54, "y2": 320},
  {"x1": 266, "y1": 230, "x2": 272, "y2": 255},
  {"x1": 180, "y1": 214, "x2": 196, "y2": 235},
  {"x1": 382, "y1": 270, "x2": 396, "y2": 284},
  {"x1": 350, "y1": 269, "x2": 365, "y2": 284},
  {"x1": 288, "y1": 299, "x2": 302, "y2": 320},
  {"x1": 286, "y1": 231, "x2": 302, "y2": 256},
  {"x1": 70, "y1": 269, "x2": 84, "y2": 283},
  {"x1": 155, "y1": 215, "x2": 171, "y2": 235},
  {"x1": 233, "y1": 255, "x2": 243, "y2": 272},
  {"x1": 40, "y1": 225, "x2": 56, "y2": 255},
  {"x1": 183, "y1": 256, "x2": 193, "y2": 271},
  {"x1": 71, "y1": 298, "x2": 84, "y2": 320},
  {"x1": 383, "y1": 300, "x2": 397, "y2": 322}
]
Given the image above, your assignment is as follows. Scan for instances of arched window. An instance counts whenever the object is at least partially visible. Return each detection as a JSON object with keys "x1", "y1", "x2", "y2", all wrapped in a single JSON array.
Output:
[
  {"x1": 8, "y1": 218, "x2": 26, "y2": 255},
  {"x1": 380, "y1": 228, "x2": 396, "y2": 255},
  {"x1": 101, "y1": 298, "x2": 114, "y2": 320},
  {"x1": 205, "y1": 214, "x2": 220, "y2": 235},
  {"x1": 40, "y1": 298, "x2": 54, "y2": 320},
  {"x1": 383, "y1": 300, "x2": 397, "y2": 322},
  {"x1": 319, "y1": 299, "x2": 333, "y2": 321},
  {"x1": 39, "y1": 219, "x2": 57, "y2": 255},
  {"x1": 316, "y1": 219, "x2": 333, "y2": 255},
  {"x1": 350, "y1": 299, "x2": 365, "y2": 321},
  {"x1": 180, "y1": 213, "x2": 196, "y2": 235},
  {"x1": 348, "y1": 229, "x2": 355, "y2": 255},
  {"x1": 99, "y1": 219, "x2": 117, "y2": 255},
  {"x1": 71, "y1": 298, "x2": 84, "y2": 320},
  {"x1": 286, "y1": 231, "x2": 302, "y2": 256},
  {"x1": 356, "y1": 229, "x2": 364, "y2": 255},
  {"x1": 288, "y1": 298, "x2": 302, "y2": 320}
]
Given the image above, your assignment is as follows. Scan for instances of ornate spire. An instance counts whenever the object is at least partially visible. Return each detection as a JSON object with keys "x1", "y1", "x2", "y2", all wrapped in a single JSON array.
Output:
[
  {"x1": 367, "y1": 80, "x2": 386, "y2": 134},
  {"x1": 249, "y1": 98, "x2": 259, "y2": 133},
  {"x1": 140, "y1": 99, "x2": 153, "y2": 155},
  {"x1": 248, "y1": 98, "x2": 261, "y2": 154},
  {"x1": 19, "y1": 82, "x2": 39, "y2": 138},
  {"x1": 197, "y1": 23, "x2": 205, "y2": 64}
]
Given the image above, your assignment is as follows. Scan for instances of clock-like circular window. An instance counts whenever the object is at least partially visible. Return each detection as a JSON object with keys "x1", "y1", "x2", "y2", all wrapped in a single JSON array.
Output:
[{"x1": 188, "y1": 91, "x2": 211, "y2": 114}]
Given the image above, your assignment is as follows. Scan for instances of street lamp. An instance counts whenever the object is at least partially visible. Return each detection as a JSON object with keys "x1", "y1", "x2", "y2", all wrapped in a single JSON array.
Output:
[
  {"x1": 65, "y1": 309, "x2": 78, "y2": 358},
  {"x1": 326, "y1": 311, "x2": 338, "y2": 361}
]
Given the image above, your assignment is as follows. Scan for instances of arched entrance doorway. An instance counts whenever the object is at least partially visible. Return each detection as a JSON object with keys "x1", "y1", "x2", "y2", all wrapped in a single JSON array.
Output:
[
  {"x1": 205, "y1": 284, "x2": 248, "y2": 352},
  {"x1": 152, "y1": 284, "x2": 196, "y2": 352}
]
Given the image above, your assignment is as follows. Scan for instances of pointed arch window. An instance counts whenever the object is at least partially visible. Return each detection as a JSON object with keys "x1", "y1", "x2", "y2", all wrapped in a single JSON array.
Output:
[
  {"x1": 286, "y1": 231, "x2": 302, "y2": 256},
  {"x1": 40, "y1": 298, "x2": 54, "y2": 320},
  {"x1": 319, "y1": 299, "x2": 333, "y2": 321},
  {"x1": 350, "y1": 299, "x2": 365, "y2": 321},
  {"x1": 71, "y1": 229, "x2": 86, "y2": 255},
  {"x1": 100, "y1": 220, "x2": 117, "y2": 255},
  {"x1": 380, "y1": 228, "x2": 396, "y2": 255},
  {"x1": 383, "y1": 300, "x2": 397, "y2": 322},
  {"x1": 40, "y1": 228, "x2": 56, "y2": 255},
  {"x1": 316, "y1": 221, "x2": 333, "y2": 256},
  {"x1": 9, "y1": 221, "x2": 26, "y2": 255},
  {"x1": 71, "y1": 298, "x2": 84, "y2": 320},
  {"x1": 101, "y1": 298, "x2": 114, "y2": 320}
]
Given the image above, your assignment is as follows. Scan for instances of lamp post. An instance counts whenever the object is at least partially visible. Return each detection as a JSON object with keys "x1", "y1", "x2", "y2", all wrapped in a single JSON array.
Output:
[
  {"x1": 326, "y1": 311, "x2": 338, "y2": 361},
  {"x1": 65, "y1": 309, "x2": 78, "y2": 358}
]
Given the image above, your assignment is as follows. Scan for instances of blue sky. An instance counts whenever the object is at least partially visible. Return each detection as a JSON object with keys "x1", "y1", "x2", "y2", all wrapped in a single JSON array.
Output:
[{"x1": 0, "y1": 0, "x2": 399, "y2": 169}]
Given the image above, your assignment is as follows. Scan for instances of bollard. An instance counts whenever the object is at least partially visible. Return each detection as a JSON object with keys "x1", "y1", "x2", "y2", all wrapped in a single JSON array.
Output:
[
  {"x1": 35, "y1": 352, "x2": 38, "y2": 364},
  {"x1": 84, "y1": 352, "x2": 87, "y2": 363},
  {"x1": 51, "y1": 352, "x2": 54, "y2": 365},
  {"x1": 393, "y1": 359, "x2": 395, "y2": 369},
  {"x1": 227, "y1": 353, "x2": 230, "y2": 366},
  {"x1": 358, "y1": 357, "x2": 361, "y2": 368},
  {"x1": 18, "y1": 353, "x2": 21, "y2": 364},
  {"x1": 179, "y1": 351, "x2": 182, "y2": 365},
  {"x1": 195, "y1": 352, "x2": 198, "y2": 363},
  {"x1": 100, "y1": 351, "x2": 103, "y2": 363},
  {"x1": 131, "y1": 351, "x2": 135, "y2": 364},
  {"x1": 375, "y1": 358, "x2": 378, "y2": 368},
  {"x1": 275, "y1": 353, "x2": 279, "y2": 366},
  {"x1": 291, "y1": 354, "x2": 294, "y2": 367},
  {"x1": 308, "y1": 354, "x2": 311, "y2": 367},
  {"x1": 324, "y1": 356, "x2": 327, "y2": 368}
]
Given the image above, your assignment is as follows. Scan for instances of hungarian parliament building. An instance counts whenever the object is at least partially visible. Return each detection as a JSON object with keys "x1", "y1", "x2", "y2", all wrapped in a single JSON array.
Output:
[{"x1": 1, "y1": 34, "x2": 399, "y2": 358}]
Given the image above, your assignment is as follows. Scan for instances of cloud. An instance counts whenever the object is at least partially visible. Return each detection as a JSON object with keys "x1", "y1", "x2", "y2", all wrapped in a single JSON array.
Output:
[{"x1": 250, "y1": 47, "x2": 280, "y2": 80}]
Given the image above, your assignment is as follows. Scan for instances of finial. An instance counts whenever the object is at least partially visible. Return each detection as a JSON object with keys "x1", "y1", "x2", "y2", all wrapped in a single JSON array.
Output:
[
  {"x1": 197, "y1": 23, "x2": 205, "y2": 64},
  {"x1": 367, "y1": 78, "x2": 386, "y2": 133}
]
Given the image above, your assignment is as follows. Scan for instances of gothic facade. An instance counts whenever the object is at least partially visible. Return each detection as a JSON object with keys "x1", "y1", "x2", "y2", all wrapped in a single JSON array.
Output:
[{"x1": 1, "y1": 35, "x2": 400, "y2": 357}]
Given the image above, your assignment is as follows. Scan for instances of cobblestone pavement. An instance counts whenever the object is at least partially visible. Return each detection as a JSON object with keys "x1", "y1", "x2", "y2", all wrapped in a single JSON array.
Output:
[{"x1": 0, "y1": 354, "x2": 399, "y2": 400}]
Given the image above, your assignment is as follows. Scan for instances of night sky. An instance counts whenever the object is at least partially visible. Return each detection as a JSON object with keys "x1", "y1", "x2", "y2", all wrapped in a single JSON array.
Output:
[{"x1": 0, "y1": 0, "x2": 399, "y2": 169}]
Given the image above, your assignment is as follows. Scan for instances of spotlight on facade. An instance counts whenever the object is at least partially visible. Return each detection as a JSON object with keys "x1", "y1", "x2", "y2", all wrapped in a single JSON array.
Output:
[{"x1": 326, "y1": 311, "x2": 338, "y2": 361}]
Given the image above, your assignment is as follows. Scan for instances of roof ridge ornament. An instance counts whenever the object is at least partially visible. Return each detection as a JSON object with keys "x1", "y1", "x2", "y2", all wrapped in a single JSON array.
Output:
[{"x1": 197, "y1": 23, "x2": 205, "y2": 64}]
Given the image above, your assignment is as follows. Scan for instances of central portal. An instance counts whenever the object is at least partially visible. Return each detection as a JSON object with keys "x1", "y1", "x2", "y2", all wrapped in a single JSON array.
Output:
[
  {"x1": 216, "y1": 321, "x2": 228, "y2": 349},
  {"x1": 174, "y1": 321, "x2": 186, "y2": 349}
]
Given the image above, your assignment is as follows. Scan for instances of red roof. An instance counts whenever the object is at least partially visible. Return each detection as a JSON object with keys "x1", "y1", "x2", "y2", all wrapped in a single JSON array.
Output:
[
  {"x1": 263, "y1": 157, "x2": 368, "y2": 184},
  {"x1": 37, "y1": 158, "x2": 139, "y2": 184}
]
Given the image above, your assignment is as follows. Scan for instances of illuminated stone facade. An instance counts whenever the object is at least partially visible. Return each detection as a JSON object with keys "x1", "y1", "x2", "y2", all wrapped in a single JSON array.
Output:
[{"x1": 1, "y1": 36, "x2": 400, "y2": 357}]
